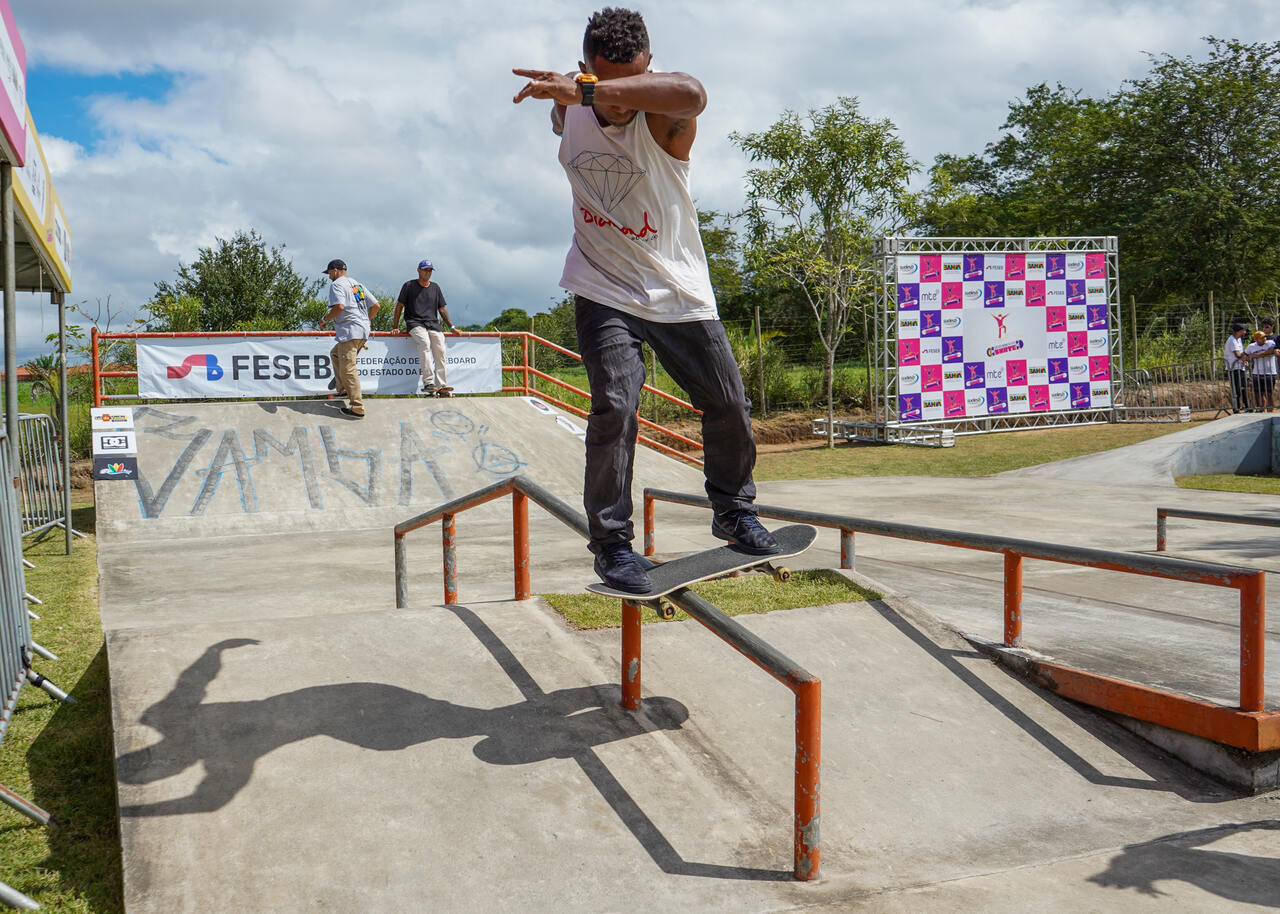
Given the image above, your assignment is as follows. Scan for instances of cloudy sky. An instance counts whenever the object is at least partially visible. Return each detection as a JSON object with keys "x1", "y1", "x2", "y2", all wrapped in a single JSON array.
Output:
[{"x1": 10, "y1": 0, "x2": 1280, "y2": 360}]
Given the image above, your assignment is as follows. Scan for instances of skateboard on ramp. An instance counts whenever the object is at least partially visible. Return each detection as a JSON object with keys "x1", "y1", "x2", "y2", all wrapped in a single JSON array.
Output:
[
  {"x1": 424, "y1": 386, "x2": 455, "y2": 398},
  {"x1": 587, "y1": 524, "x2": 818, "y2": 619}
]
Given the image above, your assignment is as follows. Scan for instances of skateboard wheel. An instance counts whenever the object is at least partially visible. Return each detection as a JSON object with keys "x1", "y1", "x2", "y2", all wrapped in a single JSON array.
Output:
[
  {"x1": 655, "y1": 601, "x2": 676, "y2": 620},
  {"x1": 772, "y1": 567, "x2": 791, "y2": 583}
]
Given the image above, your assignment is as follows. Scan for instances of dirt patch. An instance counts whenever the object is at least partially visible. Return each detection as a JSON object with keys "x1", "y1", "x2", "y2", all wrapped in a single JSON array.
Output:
[
  {"x1": 654, "y1": 410, "x2": 872, "y2": 453},
  {"x1": 70, "y1": 459, "x2": 94, "y2": 494}
]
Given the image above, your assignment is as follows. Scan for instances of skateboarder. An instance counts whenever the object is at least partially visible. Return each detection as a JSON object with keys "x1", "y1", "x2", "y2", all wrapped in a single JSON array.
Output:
[
  {"x1": 513, "y1": 7, "x2": 778, "y2": 594},
  {"x1": 319, "y1": 259, "x2": 379, "y2": 418},
  {"x1": 393, "y1": 259, "x2": 457, "y2": 395}
]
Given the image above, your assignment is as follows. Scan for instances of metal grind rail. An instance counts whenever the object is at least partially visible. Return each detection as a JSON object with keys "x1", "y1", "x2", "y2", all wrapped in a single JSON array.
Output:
[
  {"x1": 394, "y1": 475, "x2": 822, "y2": 880},
  {"x1": 89, "y1": 328, "x2": 705, "y2": 467},
  {"x1": 644, "y1": 487, "x2": 1277, "y2": 753},
  {"x1": 1156, "y1": 507, "x2": 1280, "y2": 553}
]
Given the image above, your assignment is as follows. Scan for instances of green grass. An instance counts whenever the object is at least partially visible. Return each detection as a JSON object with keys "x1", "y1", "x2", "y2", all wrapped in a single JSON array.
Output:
[
  {"x1": 757, "y1": 420, "x2": 1205, "y2": 481},
  {"x1": 542, "y1": 569, "x2": 880, "y2": 630},
  {"x1": 0, "y1": 502, "x2": 123, "y2": 913},
  {"x1": 1176, "y1": 473, "x2": 1280, "y2": 496}
]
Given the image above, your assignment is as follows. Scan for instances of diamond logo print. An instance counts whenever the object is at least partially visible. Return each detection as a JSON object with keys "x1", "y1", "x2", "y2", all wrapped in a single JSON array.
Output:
[{"x1": 569, "y1": 151, "x2": 647, "y2": 212}]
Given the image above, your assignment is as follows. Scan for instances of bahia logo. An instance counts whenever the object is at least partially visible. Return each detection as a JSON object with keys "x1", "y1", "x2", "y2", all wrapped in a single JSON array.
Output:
[
  {"x1": 1006, "y1": 287, "x2": 1025, "y2": 300},
  {"x1": 1010, "y1": 393, "x2": 1028, "y2": 404},
  {"x1": 943, "y1": 261, "x2": 962, "y2": 274},
  {"x1": 1087, "y1": 284, "x2": 1105, "y2": 296},
  {"x1": 944, "y1": 369, "x2": 962, "y2": 382},
  {"x1": 900, "y1": 317, "x2": 919, "y2": 329},
  {"x1": 167, "y1": 354, "x2": 224, "y2": 380},
  {"x1": 1029, "y1": 365, "x2": 1047, "y2": 378},
  {"x1": 1068, "y1": 311, "x2": 1086, "y2": 323},
  {"x1": 922, "y1": 397, "x2": 943, "y2": 410},
  {"x1": 1091, "y1": 385, "x2": 1110, "y2": 398},
  {"x1": 1027, "y1": 257, "x2": 1045, "y2": 273}
]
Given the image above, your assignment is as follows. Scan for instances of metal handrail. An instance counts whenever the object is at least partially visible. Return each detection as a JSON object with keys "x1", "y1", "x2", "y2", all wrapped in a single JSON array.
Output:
[
  {"x1": 1157, "y1": 506, "x2": 1280, "y2": 553},
  {"x1": 393, "y1": 475, "x2": 822, "y2": 879},
  {"x1": 643, "y1": 487, "x2": 1275, "y2": 752}
]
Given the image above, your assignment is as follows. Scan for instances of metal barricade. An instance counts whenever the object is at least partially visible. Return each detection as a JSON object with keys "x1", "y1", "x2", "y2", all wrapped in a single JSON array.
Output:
[
  {"x1": 1122, "y1": 358, "x2": 1229, "y2": 416},
  {"x1": 14, "y1": 413, "x2": 73, "y2": 540}
]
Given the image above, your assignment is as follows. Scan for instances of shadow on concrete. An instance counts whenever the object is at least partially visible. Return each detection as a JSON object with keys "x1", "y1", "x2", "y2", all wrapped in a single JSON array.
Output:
[
  {"x1": 1087, "y1": 821, "x2": 1280, "y2": 907},
  {"x1": 868, "y1": 599, "x2": 1245, "y2": 802},
  {"x1": 118, "y1": 611, "x2": 790, "y2": 882}
]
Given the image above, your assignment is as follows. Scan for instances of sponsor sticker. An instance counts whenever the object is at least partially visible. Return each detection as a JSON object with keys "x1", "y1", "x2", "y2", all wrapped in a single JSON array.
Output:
[
  {"x1": 91, "y1": 408, "x2": 135, "y2": 430},
  {"x1": 93, "y1": 456, "x2": 138, "y2": 481},
  {"x1": 92, "y1": 430, "x2": 137, "y2": 456}
]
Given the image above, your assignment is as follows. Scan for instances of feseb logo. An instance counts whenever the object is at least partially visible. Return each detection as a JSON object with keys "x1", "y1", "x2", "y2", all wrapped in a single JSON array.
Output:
[
  {"x1": 1089, "y1": 355, "x2": 1110, "y2": 381},
  {"x1": 986, "y1": 388, "x2": 1009, "y2": 413},
  {"x1": 1070, "y1": 382, "x2": 1091, "y2": 408},
  {"x1": 964, "y1": 362, "x2": 986, "y2": 388},
  {"x1": 899, "y1": 393, "x2": 922, "y2": 421},
  {"x1": 1047, "y1": 254, "x2": 1066, "y2": 279},
  {"x1": 944, "y1": 390, "x2": 966, "y2": 417},
  {"x1": 167, "y1": 353, "x2": 224, "y2": 380},
  {"x1": 1025, "y1": 280, "x2": 1046, "y2": 307},
  {"x1": 1048, "y1": 358, "x2": 1068, "y2": 383},
  {"x1": 942, "y1": 337, "x2": 964, "y2": 363},
  {"x1": 1029, "y1": 385, "x2": 1050, "y2": 410},
  {"x1": 964, "y1": 254, "x2": 983, "y2": 281},
  {"x1": 1087, "y1": 305, "x2": 1108, "y2": 329}
]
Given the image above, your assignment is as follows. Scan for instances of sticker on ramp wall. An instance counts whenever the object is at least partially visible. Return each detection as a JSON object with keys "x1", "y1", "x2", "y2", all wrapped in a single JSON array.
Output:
[
  {"x1": 92, "y1": 430, "x2": 137, "y2": 456},
  {"x1": 93, "y1": 456, "x2": 138, "y2": 481},
  {"x1": 521, "y1": 396, "x2": 555, "y2": 415},
  {"x1": 91, "y1": 407, "x2": 135, "y2": 430},
  {"x1": 555, "y1": 416, "x2": 587, "y2": 439}
]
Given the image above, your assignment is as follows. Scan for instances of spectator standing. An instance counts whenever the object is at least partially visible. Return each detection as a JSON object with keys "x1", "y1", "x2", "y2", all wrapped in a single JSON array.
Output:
[
  {"x1": 1224, "y1": 322, "x2": 1249, "y2": 413},
  {"x1": 393, "y1": 259, "x2": 456, "y2": 394},
  {"x1": 319, "y1": 259, "x2": 379, "y2": 418},
  {"x1": 1246, "y1": 330, "x2": 1277, "y2": 413}
]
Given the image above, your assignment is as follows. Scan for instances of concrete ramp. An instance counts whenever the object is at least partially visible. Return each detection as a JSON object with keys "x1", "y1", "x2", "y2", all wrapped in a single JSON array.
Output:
[{"x1": 95, "y1": 396, "x2": 704, "y2": 544}]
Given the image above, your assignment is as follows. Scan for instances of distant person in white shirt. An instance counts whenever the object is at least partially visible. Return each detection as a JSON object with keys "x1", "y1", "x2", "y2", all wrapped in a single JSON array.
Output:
[
  {"x1": 1245, "y1": 330, "x2": 1276, "y2": 413},
  {"x1": 1224, "y1": 322, "x2": 1249, "y2": 413},
  {"x1": 318, "y1": 259, "x2": 379, "y2": 418}
]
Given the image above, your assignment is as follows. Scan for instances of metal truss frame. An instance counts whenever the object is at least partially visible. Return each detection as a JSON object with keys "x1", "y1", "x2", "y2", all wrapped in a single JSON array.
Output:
[{"x1": 870, "y1": 236, "x2": 1125, "y2": 442}]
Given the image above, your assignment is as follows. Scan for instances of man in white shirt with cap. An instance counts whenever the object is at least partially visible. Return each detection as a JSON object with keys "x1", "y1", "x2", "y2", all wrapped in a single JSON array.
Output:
[{"x1": 319, "y1": 258, "x2": 379, "y2": 418}]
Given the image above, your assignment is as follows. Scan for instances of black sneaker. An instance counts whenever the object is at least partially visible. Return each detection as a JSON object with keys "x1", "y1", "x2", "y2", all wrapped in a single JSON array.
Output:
[
  {"x1": 593, "y1": 543, "x2": 652, "y2": 594},
  {"x1": 340, "y1": 407, "x2": 364, "y2": 419},
  {"x1": 711, "y1": 510, "x2": 781, "y2": 555}
]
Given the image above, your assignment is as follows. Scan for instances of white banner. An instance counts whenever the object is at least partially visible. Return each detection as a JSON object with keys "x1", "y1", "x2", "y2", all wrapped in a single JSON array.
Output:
[{"x1": 137, "y1": 336, "x2": 502, "y2": 399}]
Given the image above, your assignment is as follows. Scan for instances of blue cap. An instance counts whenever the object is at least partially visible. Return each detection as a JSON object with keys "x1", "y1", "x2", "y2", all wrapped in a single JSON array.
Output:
[{"x1": 418, "y1": 260, "x2": 434, "y2": 271}]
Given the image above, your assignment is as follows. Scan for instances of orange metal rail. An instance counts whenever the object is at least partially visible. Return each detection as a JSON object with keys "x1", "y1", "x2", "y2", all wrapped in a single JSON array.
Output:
[
  {"x1": 393, "y1": 475, "x2": 822, "y2": 880},
  {"x1": 644, "y1": 487, "x2": 1277, "y2": 753},
  {"x1": 1156, "y1": 506, "x2": 1280, "y2": 553},
  {"x1": 89, "y1": 328, "x2": 704, "y2": 465}
]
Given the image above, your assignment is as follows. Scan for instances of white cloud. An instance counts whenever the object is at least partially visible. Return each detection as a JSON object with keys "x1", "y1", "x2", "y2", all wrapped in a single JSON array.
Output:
[{"x1": 10, "y1": 0, "x2": 1280, "y2": 359}]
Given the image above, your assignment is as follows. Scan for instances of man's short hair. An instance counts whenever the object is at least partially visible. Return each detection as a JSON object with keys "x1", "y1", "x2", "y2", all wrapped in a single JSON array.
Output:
[
  {"x1": 1264, "y1": 317, "x2": 1276, "y2": 328},
  {"x1": 583, "y1": 7, "x2": 650, "y2": 64}
]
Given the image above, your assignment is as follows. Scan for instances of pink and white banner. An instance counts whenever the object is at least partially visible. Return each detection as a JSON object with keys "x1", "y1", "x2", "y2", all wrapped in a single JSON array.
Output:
[
  {"x1": 0, "y1": 0, "x2": 24, "y2": 166},
  {"x1": 137, "y1": 336, "x2": 503, "y2": 399},
  {"x1": 894, "y1": 251, "x2": 1111, "y2": 423}
]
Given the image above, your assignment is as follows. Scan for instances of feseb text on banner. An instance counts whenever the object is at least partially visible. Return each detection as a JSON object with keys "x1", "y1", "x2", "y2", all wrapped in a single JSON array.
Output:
[{"x1": 137, "y1": 336, "x2": 502, "y2": 399}]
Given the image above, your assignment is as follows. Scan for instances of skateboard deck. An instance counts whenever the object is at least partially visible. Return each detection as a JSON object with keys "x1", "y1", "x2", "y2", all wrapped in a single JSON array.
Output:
[
  {"x1": 425, "y1": 386, "x2": 454, "y2": 398},
  {"x1": 587, "y1": 524, "x2": 817, "y2": 610}
]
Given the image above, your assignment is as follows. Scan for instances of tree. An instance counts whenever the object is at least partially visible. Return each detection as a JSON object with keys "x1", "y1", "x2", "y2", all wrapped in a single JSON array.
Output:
[
  {"x1": 732, "y1": 97, "x2": 918, "y2": 445},
  {"x1": 149, "y1": 229, "x2": 323, "y2": 331}
]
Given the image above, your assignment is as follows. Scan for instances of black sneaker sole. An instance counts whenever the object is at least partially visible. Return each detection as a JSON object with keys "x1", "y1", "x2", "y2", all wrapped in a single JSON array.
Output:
[{"x1": 711, "y1": 525, "x2": 783, "y2": 556}]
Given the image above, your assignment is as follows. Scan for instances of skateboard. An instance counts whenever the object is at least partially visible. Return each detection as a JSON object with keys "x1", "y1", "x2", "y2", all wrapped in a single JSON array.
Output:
[
  {"x1": 423, "y1": 386, "x2": 455, "y2": 398},
  {"x1": 587, "y1": 524, "x2": 817, "y2": 619}
]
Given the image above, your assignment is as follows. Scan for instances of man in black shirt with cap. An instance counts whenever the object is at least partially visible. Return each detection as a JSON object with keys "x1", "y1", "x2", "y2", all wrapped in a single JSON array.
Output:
[{"x1": 393, "y1": 259, "x2": 457, "y2": 394}]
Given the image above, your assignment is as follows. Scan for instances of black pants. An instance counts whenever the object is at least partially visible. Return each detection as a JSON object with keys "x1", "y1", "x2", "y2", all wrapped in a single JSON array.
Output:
[
  {"x1": 575, "y1": 296, "x2": 757, "y2": 551},
  {"x1": 1229, "y1": 368, "x2": 1247, "y2": 412},
  {"x1": 1252, "y1": 374, "x2": 1275, "y2": 410}
]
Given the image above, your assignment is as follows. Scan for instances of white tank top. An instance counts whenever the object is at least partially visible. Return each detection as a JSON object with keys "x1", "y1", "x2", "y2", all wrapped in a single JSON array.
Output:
[{"x1": 558, "y1": 104, "x2": 718, "y2": 323}]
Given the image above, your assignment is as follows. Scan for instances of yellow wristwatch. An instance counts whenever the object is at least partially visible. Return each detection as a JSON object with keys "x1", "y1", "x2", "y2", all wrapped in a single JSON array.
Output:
[{"x1": 575, "y1": 73, "x2": 598, "y2": 106}]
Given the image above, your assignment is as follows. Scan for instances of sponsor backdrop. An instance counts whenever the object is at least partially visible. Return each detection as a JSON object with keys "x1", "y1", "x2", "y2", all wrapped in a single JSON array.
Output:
[
  {"x1": 895, "y1": 251, "x2": 1111, "y2": 423},
  {"x1": 137, "y1": 336, "x2": 503, "y2": 399}
]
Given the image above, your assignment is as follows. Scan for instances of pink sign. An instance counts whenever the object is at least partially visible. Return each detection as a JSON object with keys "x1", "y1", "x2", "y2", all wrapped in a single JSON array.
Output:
[{"x1": 0, "y1": 1, "x2": 25, "y2": 166}]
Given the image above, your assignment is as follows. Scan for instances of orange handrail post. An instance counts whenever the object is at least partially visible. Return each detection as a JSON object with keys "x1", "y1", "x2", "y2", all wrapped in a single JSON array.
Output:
[
  {"x1": 643, "y1": 493, "x2": 656, "y2": 557},
  {"x1": 1240, "y1": 571, "x2": 1266, "y2": 712},
  {"x1": 839, "y1": 529, "x2": 854, "y2": 570},
  {"x1": 621, "y1": 600, "x2": 642, "y2": 711},
  {"x1": 91, "y1": 327, "x2": 101, "y2": 407},
  {"x1": 794, "y1": 677, "x2": 822, "y2": 881},
  {"x1": 522, "y1": 333, "x2": 530, "y2": 397},
  {"x1": 443, "y1": 514, "x2": 458, "y2": 605},
  {"x1": 512, "y1": 490, "x2": 530, "y2": 600},
  {"x1": 1003, "y1": 552, "x2": 1023, "y2": 648}
]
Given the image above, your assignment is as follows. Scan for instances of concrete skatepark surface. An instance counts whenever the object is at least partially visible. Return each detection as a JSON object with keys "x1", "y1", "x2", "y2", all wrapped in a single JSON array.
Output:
[{"x1": 97, "y1": 399, "x2": 1280, "y2": 911}]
